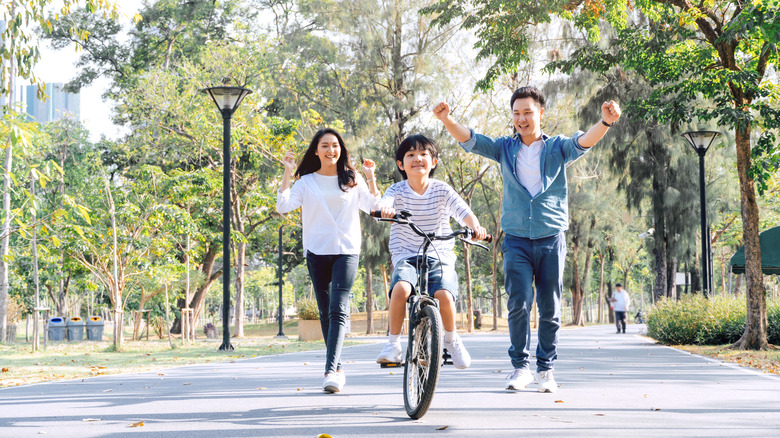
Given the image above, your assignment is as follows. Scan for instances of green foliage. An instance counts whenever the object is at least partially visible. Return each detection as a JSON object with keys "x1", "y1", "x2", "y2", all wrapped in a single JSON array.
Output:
[
  {"x1": 646, "y1": 294, "x2": 780, "y2": 345},
  {"x1": 296, "y1": 298, "x2": 320, "y2": 320}
]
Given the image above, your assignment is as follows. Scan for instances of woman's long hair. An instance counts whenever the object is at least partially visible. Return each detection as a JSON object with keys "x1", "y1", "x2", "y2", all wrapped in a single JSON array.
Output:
[{"x1": 295, "y1": 128, "x2": 357, "y2": 192}]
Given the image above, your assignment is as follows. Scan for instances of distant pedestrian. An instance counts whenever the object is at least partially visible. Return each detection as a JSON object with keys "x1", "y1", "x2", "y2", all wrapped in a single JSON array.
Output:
[{"x1": 609, "y1": 283, "x2": 631, "y2": 333}]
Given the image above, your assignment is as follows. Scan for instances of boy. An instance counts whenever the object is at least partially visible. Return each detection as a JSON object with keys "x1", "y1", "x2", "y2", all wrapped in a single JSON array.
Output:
[{"x1": 375, "y1": 134, "x2": 487, "y2": 369}]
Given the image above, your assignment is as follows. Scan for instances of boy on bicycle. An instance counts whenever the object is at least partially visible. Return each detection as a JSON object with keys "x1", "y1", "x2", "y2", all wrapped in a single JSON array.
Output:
[{"x1": 375, "y1": 134, "x2": 487, "y2": 369}]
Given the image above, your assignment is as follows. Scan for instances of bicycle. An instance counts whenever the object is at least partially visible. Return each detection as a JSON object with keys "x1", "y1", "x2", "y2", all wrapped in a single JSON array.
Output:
[{"x1": 372, "y1": 209, "x2": 491, "y2": 419}]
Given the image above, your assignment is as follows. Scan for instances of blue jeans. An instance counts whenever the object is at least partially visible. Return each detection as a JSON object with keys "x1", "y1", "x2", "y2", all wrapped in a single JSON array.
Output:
[
  {"x1": 305, "y1": 252, "x2": 359, "y2": 375},
  {"x1": 503, "y1": 232, "x2": 566, "y2": 372}
]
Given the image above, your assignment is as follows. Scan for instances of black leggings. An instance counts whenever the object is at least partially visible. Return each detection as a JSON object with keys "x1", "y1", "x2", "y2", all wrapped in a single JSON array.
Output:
[{"x1": 615, "y1": 311, "x2": 627, "y2": 333}]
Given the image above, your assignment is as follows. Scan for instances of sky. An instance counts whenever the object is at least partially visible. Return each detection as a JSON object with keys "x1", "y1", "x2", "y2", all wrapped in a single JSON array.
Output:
[{"x1": 29, "y1": 0, "x2": 143, "y2": 141}]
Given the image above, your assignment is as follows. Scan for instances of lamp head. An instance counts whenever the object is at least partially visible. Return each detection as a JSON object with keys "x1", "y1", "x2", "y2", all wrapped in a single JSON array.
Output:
[
  {"x1": 202, "y1": 86, "x2": 253, "y2": 116},
  {"x1": 682, "y1": 131, "x2": 720, "y2": 155}
]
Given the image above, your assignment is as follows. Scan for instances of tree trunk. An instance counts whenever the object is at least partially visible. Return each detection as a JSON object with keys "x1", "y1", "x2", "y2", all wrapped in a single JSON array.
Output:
[
  {"x1": 732, "y1": 123, "x2": 767, "y2": 350},
  {"x1": 690, "y1": 259, "x2": 700, "y2": 296},
  {"x1": 365, "y1": 268, "x2": 374, "y2": 334},
  {"x1": 171, "y1": 242, "x2": 221, "y2": 334},
  {"x1": 570, "y1": 238, "x2": 584, "y2": 326},
  {"x1": 667, "y1": 257, "x2": 678, "y2": 299},
  {"x1": 0, "y1": 0, "x2": 16, "y2": 342},
  {"x1": 597, "y1": 253, "x2": 606, "y2": 323},
  {"x1": 233, "y1": 241, "x2": 246, "y2": 338},
  {"x1": 463, "y1": 242, "x2": 474, "y2": 333}
]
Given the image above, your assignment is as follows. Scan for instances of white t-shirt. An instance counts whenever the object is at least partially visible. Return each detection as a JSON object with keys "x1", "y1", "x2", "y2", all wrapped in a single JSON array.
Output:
[
  {"x1": 612, "y1": 290, "x2": 630, "y2": 312},
  {"x1": 311, "y1": 173, "x2": 344, "y2": 218},
  {"x1": 376, "y1": 179, "x2": 472, "y2": 267},
  {"x1": 516, "y1": 139, "x2": 544, "y2": 197}
]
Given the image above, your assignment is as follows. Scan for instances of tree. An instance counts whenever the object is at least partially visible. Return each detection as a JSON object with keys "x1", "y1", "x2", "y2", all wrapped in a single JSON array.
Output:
[{"x1": 424, "y1": 0, "x2": 780, "y2": 349}]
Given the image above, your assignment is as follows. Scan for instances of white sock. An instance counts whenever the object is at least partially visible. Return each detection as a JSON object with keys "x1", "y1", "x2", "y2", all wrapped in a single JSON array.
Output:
[
  {"x1": 389, "y1": 333, "x2": 401, "y2": 345},
  {"x1": 445, "y1": 330, "x2": 457, "y2": 343}
]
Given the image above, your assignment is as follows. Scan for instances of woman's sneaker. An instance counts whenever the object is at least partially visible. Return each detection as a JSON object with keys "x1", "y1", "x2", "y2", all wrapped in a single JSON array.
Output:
[
  {"x1": 376, "y1": 342, "x2": 403, "y2": 363},
  {"x1": 443, "y1": 336, "x2": 471, "y2": 369},
  {"x1": 537, "y1": 369, "x2": 558, "y2": 393},
  {"x1": 505, "y1": 368, "x2": 535, "y2": 391},
  {"x1": 323, "y1": 371, "x2": 345, "y2": 393}
]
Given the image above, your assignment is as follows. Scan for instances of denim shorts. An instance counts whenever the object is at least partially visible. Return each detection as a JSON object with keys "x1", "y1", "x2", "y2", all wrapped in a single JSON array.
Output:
[{"x1": 390, "y1": 256, "x2": 458, "y2": 299}]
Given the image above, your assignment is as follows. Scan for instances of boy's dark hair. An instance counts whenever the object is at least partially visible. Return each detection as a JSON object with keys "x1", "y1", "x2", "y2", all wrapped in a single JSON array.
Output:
[
  {"x1": 510, "y1": 86, "x2": 546, "y2": 110},
  {"x1": 295, "y1": 128, "x2": 357, "y2": 191},
  {"x1": 616, "y1": 283, "x2": 623, "y2": 288},
  {"x1": 395, "y1": 134, "x2": 438, "y2": 180}
]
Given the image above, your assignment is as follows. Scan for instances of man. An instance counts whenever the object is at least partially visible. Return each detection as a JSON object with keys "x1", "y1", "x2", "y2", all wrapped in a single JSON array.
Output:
[
  {"x1": 433, "y1": 86, "x2": 621, "y2": 393},
  {"x1": 609, "y1": 283, "x2": 631, "y2": 334}
]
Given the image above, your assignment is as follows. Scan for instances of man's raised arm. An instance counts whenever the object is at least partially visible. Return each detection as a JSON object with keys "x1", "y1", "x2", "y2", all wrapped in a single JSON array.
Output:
[{"x1": 433, "y1": 102, "x2": 472, "y2": 143}]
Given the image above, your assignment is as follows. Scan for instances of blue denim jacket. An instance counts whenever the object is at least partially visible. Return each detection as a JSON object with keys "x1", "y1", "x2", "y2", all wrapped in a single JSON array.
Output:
[{"x1": 460, "y1": 129, "x2": 588, "y2": 239}]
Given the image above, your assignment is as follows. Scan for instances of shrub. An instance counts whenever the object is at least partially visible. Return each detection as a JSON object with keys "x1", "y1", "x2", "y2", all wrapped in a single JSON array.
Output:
[
  {"x1": 647, "y1": 294, "x2": 752, "y2": 345},
  {"x1": 296, "y1": 299, "x2": 320, "y2": 320},
  {"x1": 768, "y1": 300, "x2": 780, "y2": 345}
]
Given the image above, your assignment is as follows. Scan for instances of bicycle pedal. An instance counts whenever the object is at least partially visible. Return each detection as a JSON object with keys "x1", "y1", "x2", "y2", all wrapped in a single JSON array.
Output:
[{"x1": 380, "y1": 362, "x2": 404, "y2": 368}]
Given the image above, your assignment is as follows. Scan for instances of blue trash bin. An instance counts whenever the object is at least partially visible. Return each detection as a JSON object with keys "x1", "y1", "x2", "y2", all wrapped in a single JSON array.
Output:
[
  {"x1": 47, "y1": 317, "x2": 66, "y2": 341},
  {"x1": 86, "y1": 316, "x2": 104, "y2": 341},
  {"x1": 67, "y1": 316, "x2": 85, "y2": 342}
]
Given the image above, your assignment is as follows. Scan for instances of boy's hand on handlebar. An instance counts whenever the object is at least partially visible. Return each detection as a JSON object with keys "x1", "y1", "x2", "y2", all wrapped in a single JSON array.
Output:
[
  {"x1": 371, "y1": 207, "x2": 396, "y2": 219},
  {"x1": 471, "y1": 226, "x2": 488, "y2": 241}
]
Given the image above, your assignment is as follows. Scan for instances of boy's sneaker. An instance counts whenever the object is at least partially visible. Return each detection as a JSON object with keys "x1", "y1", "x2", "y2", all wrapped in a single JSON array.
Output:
[
  {"x1": 537, "y1": 369, "x2": 558, "y2": 393},
  {"x1": 376, "y1": 342, "x2": 403, "y2": 363},
  {"x1": 444, "y1": 336, "x2": 471, "y2": 369},
  {"x1": 505, "y1": 368, "x2": 534, "y2": 391},
  {"x1": 323, "y1": 371, "x2": 345, "y2": 393}
]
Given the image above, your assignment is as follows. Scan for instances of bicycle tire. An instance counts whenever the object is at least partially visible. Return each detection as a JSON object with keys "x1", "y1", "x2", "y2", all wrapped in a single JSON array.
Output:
[{"x1": 403, "y1": 304, "x2": 443, "y2": 419}]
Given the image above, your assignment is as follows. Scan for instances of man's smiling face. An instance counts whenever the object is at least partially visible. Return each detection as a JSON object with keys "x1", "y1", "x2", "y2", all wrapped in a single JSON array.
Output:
[{"x1": 512, "y1": 97, "x2": 544, "y2": 143}]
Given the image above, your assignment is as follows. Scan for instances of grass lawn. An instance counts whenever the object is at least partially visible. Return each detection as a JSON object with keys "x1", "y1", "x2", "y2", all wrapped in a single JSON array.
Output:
[{"x1": 673, "y1": 344, "x2": 780, "y2": 375}]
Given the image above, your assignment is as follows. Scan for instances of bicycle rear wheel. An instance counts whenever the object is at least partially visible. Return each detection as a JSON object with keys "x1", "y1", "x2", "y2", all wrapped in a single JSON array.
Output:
[{"x1": 403, "y1": 304, "x2": 443, "y2": 419}]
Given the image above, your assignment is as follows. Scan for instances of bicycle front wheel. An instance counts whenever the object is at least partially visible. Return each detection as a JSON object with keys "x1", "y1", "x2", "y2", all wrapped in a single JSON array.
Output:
[{"x1": 403, "y1": 304, "x2": 443, "y2": 419}]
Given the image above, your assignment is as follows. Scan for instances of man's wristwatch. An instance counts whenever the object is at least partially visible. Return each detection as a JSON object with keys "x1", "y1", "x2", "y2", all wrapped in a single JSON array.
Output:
[{"x1": 601, "y1": 119, "x2": 614, "y2": 127}]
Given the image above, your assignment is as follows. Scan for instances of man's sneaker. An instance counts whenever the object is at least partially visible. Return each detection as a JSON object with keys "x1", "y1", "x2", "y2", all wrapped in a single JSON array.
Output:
[
  {"x1": 376, "y1": 342, "x2": 403, "y2": 363},
  {"x1": 444, "y1": 336, "x2": 471, "y2": 369},
  {"x1": 537, "y1": 370, "x2": 558, "y2": 393},
  {"x1": 505, "y1": 368, "x2": 535, "y2": 391},
  {"x1": 323, "y1": 371, "x2": 345, "y2": 393}
]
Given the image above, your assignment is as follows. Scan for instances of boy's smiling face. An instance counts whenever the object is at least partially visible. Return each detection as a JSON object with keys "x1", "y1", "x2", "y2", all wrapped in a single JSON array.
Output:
[{"x1": 397, "y1": 147, "x2": 437, "y2": 179}]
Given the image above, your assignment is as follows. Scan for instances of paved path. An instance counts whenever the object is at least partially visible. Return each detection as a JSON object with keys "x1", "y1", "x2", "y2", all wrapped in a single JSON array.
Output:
[{"x1": 2, "y1": 324, "x2": 779, "y2": 437}]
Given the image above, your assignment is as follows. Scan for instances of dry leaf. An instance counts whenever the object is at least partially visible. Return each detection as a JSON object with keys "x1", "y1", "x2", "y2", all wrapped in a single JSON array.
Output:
[
  {"x1": 82, "y1": 418, "x2": 101, "y2": 422},
  {"x1": 102, "y1": 389, "x2": 112, "y2": 392},
  {"x1": 554, "y1": 400, "x2": 564, "y2": 403},
  {"x1": 183, "y1": 383, "x2": 191, "y2": 386},
  {"x1": 317, "y1": 434, "x2": 333, "y2": 438},
  {"x1": 128, "y1": 421, "x2": 144, "y2": 427},
  {"x1": 1, "y1": 368, "x2": 8, "y2": 372},
  {"x1": 594, "y1": 414, "x2": 605, "y2": 416},
  {"x1": 257, "y1": 387, "x2": 267, "y2": 390},
  {"x1": 157, "y1": 373, "x2": 165, "y2": 376},
  {"x1": 652, "y1": 408, "x2": 661, "y2": 411},
  {"x1": 436, "y1": 426, "x2": 449, "y2": 430}
]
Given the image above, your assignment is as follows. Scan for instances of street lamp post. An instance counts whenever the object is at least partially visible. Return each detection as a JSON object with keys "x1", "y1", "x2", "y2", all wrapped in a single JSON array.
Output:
[
  {"x1": 682, "y1": 130, "x2": 720, "y2": 297},
  {"x1": 276, "y1": 224, "x2": 286, "y2": 338},
  {"x1": 202, "y1": 86, "x2": 252, "y2": 351}
]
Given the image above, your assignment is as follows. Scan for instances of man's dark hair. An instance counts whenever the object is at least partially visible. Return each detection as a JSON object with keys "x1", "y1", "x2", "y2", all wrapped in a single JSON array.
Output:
[
  {"x1": 510, "y1": 86, "x2": 546, "y2": 110},
  {"x1": 616, "y1": 283, "x2": 623, "y2": 288}
]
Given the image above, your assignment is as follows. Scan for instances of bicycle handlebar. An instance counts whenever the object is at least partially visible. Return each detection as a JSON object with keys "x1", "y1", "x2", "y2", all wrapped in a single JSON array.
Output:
[{"x1": 370, "y1": 209, "x2": 493, "y2": 244}]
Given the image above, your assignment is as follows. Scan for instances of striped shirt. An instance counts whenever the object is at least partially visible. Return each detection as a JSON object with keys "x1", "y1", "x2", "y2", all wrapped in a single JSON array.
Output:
[{"x1": 377, "y1": 179, "x2": 473, "y2": 267}]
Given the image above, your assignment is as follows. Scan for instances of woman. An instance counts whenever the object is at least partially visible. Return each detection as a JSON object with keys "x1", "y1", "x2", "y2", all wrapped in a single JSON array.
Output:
[{"x1": 276, "y1": 128, "x2": 379, "y2": 393}]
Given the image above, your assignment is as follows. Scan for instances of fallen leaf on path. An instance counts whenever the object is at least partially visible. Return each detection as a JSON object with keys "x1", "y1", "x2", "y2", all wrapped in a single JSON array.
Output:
[
  {"x1": 183, "y1": 383, "x2": 191, "y2": 386},
  {"x1": 102, "y1": 389, "x2": 112, "y2": 392},
  {"x1": 492, "y1": 369, "x2": 502, "y2": 374},
  {"x1": 128, "y1": 421, "x2": 144, "y2": 427},
  {"x1": 651, "y1": 408, "x2": 661, "y2": 411},
  {"x1": 157, "y1": 373, "x2": 165, "y2": 376},
  {"x1": 554, "y1": 400, "x2": 564, "y2": 403},
  {"x1": 1, "y1": 368, "x2": 8, "y2": 372},
  {"x1": 436, "y1": 426, "x2": 448, "y2": 430},
  {"x1": 82, "y1": 418, "x2": 101, "y2": 422},
  {"x1": 317, "y1": 434, "x2": 332, "y2": 438},
  {"x1": 257, "y1": 387, "x2": 266, "y2": 390}
]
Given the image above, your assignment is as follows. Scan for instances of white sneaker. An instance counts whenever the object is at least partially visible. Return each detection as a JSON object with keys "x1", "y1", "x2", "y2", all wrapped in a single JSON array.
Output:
[
  {"x1": 376, "y1": 342, "x2": 403, "y2": 363},
  {"x1": 505, "y1": 368, "x2": 535, "y2": 391},
  {"x1": 537, "y1": 369, "x2": 558, "y2": 393},
  {"x1": 323, "y1": 371, "x2": 345, "y2": 393},
  {"x1": 444, "y1": 336, "x2": 471, "y2": 369}
]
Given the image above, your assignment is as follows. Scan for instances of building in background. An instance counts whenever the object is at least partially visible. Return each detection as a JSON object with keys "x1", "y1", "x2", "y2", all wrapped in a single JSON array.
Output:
[{"x1": 22, "y1": 83, "x2": 80, "y2": 122}]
